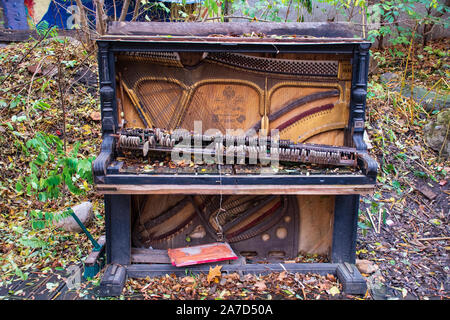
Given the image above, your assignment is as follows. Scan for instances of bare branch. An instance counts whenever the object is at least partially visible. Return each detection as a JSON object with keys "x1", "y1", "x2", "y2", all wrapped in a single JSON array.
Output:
[
  {"x1": 119, "y1": 0, "x2": 132, "y2": 21},
  {"x1": 132, "y1": 0, "x2": 141, "y2": 21}
]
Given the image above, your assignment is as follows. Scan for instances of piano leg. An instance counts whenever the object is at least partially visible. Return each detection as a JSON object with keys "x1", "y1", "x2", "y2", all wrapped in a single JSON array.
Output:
[
  {"x1": 99, "y1": 194, "x2": 131, "y2": 296},
  {"x1": 331, "y1": 195, "x2": 367, "y2": 295},
  {"x1": 331, "y1": 195, "x2": 359, "y2": 264}
]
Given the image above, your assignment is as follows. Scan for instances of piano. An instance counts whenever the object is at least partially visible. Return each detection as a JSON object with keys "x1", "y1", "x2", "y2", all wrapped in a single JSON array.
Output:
[{"x1": 93, "y1": 22, "x2": 377, "y2": 296}]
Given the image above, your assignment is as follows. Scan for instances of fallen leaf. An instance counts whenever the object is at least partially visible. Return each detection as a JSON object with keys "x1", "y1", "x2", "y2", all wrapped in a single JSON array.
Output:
[
  {"x1": 326, "y1": 274, "x2": 336, "y2": 282},
  {"x1": 429, "y1": 218, "x2": 442, "y2": 226},
  {"x1": 181, "y1": 276, "x2": 195, "y2": 284},
  {"x1": 226, "y1": 273, "x2": 241, "y2": 281},
  {"x1": 90, "y1": 111, "x2": 101, "y2": 121},
  {"x1": 401, "y1": 288, "x2": 408, "y2": 298},
  {"x1": 254, "y1": 281, "x2": 267, "y2": 291},
  {"x1": 207, "y1": 265, "x2": 222, "y2": 283},
  {"x1": 277, "y1": 271, "x2": 287, "y2": 281},
  {"x1": 172, "y1": 284, "x2": 181, "y2": 291},
  {"x1": 284, "y1": 260, "x2": 296, "y2": 264},
  {"x1": 81, "y1": 124, "x2": 92, "y2": 135},
  {"x1": 328, "y1": 286, "x2": 340, "y2": 296},
  {"x1": 318, "y1": 282, "x2": 332, "y2": 291}
]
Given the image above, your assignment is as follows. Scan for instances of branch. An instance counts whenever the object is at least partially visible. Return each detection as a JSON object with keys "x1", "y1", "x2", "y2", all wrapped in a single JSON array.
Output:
[
  {"x1": 94, "y1": 0, "x2": 106, "y2": 35},
  {"x1": 132, "y1": 0, "x2": 140, "y2": 21},
  {"x1": 203, "y1": 15, "x2": 271, "y2": 22},
  {"x1": 119, "y1": 0, "x2": 132, "y2": 21},
  {"x1": 74, "y1": 0, "x2": 89, "y2": 32}
]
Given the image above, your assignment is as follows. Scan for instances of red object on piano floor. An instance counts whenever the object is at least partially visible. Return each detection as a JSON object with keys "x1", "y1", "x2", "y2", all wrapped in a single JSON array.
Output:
[{"x1": 167, "y1": 242, "x2": 238, "y2": 267}]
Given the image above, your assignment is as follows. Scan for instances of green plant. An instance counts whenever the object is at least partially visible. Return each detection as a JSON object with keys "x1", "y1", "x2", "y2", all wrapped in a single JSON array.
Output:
[
  {"x1": 15, "y1": 132, "x2": 94, "y2": 204},
  {"x1": 367, "y1": 0, "x2": 449, "y2": 49},
  {"x1": 319, "y1": 0, "x2": 367, "y2": 22}
]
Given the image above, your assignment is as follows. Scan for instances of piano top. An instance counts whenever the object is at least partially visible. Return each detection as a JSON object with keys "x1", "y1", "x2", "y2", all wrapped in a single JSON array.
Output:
[{"x1": 101, "y1": 22, "x2": 369, "y2": 45}]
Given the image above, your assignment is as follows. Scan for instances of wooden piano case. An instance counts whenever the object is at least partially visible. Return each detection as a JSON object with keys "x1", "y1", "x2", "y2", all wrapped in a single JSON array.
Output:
[{"x1": 93, "y1": 22, "x2": 377, "y2": 296}]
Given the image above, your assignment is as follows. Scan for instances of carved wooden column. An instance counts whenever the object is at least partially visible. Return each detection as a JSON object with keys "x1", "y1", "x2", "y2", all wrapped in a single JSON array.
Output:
[
  {"x1": 351, "y1": 43, "x2": 371, "y2": 151},
  {"x1": 93, "y1": 42, "x2": 117, "y2": 180},
  {"x1": 97, "y1": 41, "x2": 117, "y2": 134}
]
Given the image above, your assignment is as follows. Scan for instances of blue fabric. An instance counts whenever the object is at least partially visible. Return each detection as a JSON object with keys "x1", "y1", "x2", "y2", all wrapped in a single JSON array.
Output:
[{"x1": 36, "y1": 0, "x2": 171, "y2": 30}]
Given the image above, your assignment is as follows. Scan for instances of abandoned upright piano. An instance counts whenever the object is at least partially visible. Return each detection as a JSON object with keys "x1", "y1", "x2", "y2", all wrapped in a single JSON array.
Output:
[{"x1": 93, "y1": 22, "x2": 377, "y2": 296}]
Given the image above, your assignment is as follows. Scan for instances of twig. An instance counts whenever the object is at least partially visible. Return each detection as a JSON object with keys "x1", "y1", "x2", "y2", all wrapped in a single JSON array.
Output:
[
  {"x1": 285, "y1": 0, "x2": 293, "y2": 23},
  {"x1": 25, "y1": 55, "x2": 50, "y2": 129},
  {"x1": 203, "y1": 16, "x2": 271, "y2": 22},
  {"x1": 74, "y1": 0, "x2": 89, "y2": 35},
  {"x1": 416, "y1": 237, "x2": 450, "y2": 241},
  {"x1": 377, "y1": 208, "x2": 382, "y2": 233},
  {"x1": 94, "y1": 0, "x2": 105, "y2": 35},
  {"x1": 365, "y1": 208, "x2": 378, "y2": 234},
  {"x1": 399, "y1": 23, "x2": 418, "y2": 97},
  {"x1": 132, "y1": 0, "x2": 141, "y2": 21}
]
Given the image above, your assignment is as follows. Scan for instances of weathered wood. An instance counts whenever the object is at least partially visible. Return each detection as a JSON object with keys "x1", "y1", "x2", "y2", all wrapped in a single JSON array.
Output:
[
  {"x1": 94, "y1": 28, "x2": 375, "y2": 290},
  {"x1": 105, "y1": 195, "x2": 131, "y2": 265},
  {"x1": 106, "y1": 22, "x2": 360, "y2": 39},
  {"x1": 297, "y1": 195, "x2": 334, "y2": 255},
  {"x1": 84, "y1": 236, "x2": 106, "y2": 266},
  {"x1": 99, "y1": 264, "x2": 127, "y2": 297},
  {"x1": 97, "y1": 183, "x2": 375, "y2": 195},
  {"x1": 0, "y1": 29, "x2": 88, "y2": 42},
  {"x1": 127, "y1": 262, "x2": 339, "y2": 277},
  {"x1": 131, "y1": 248, "x2": 171, "y2": 264},
  {"x1": 331, "y1": 195, "x2": 359, "y2": 264}
]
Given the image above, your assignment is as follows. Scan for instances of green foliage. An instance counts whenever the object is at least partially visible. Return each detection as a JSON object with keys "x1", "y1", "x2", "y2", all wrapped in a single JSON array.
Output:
[
  {"x1": 367, "y1": 0, "x2": 449, "y2": 47},
  {"x1": 28, "y1": 208, "x2": 73, "y2": 230},
  {"x1": 231, "y1": 0, "x2": 313, "y2": 22},
  {"x1": 15, "y1": 131, "x2": 94, "y2": 205},
  {"x1": 319, "y1": 0, "x2": 367, "y2": 19}
]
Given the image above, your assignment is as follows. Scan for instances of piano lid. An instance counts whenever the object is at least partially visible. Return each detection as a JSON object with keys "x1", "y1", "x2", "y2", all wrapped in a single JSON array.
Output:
[{"x1": 102, "y1": 22, "x2": 367, "y2": 44}]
